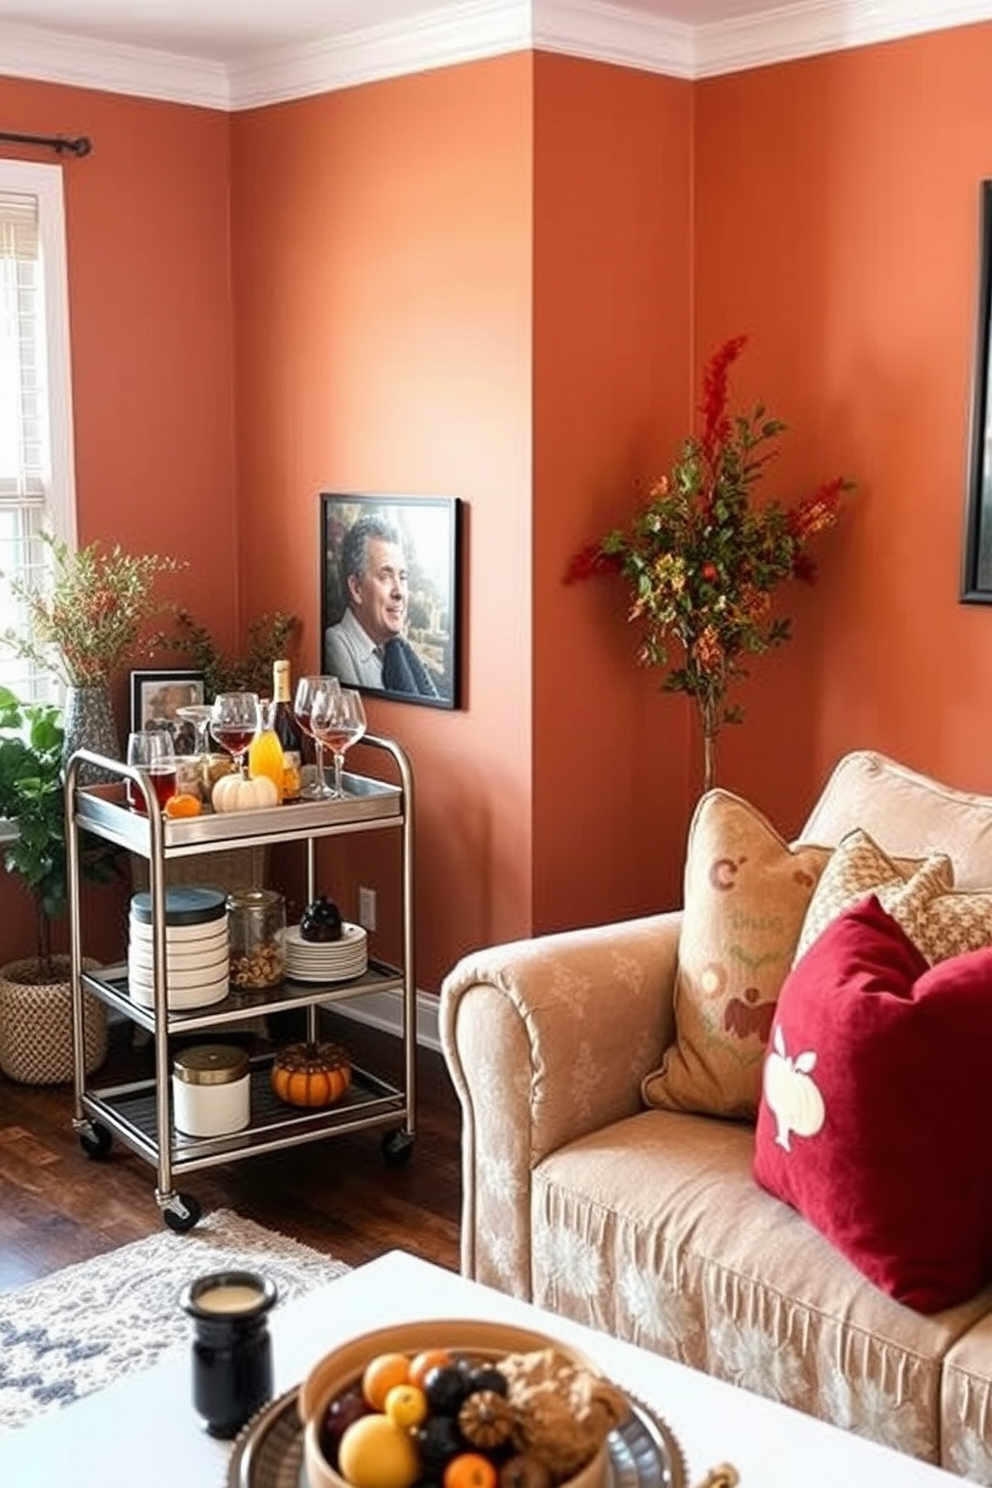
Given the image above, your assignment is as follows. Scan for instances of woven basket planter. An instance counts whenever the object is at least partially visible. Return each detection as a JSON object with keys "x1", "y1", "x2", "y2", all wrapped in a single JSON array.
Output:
[{"x1": 0, "y1": 956, "x2": 107, "y2": 1085}]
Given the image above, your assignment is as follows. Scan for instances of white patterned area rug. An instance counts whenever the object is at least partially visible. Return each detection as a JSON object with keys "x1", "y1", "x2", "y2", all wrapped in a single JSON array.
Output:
[{"x1": 0, "y1": 1208, "x2": 349, "y2": 1433}]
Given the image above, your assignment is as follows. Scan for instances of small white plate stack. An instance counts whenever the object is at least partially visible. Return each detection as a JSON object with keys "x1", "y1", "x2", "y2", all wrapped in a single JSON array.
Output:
[
  {"x1": 128, "y1": 886, "x2": 230, "y2": 1010},
  {"x1": 284, "y1": 922, "x2": 368, "y2": 983}
]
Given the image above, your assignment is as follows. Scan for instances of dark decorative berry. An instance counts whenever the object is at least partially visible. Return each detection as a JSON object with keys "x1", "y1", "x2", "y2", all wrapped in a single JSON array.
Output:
[
  {"x1": 468, "y1": 1365, "x2": 508, "y2": 1398},
  {"x1": 424, "y1": 1363, "x2": 473, "y2": 1415},
  {"x1": 319, "y1": 1387, "x2": 371, "y2": 1466},
  {"x1": 300, "y1": 895, "x2": 343, "y2": 942},
  {"x1": 416, "y1": 1414, "x2": 465, "y2": 1469}
]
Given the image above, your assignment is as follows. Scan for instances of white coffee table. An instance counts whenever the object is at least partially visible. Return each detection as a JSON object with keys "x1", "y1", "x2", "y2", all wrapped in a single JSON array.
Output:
[{"x1": 0, "y1": 1248, "x2": 964, "y2": 1487}]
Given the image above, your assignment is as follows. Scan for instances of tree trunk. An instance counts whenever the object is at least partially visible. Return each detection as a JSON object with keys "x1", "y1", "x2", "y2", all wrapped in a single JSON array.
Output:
[{"x1": 699, "y1": 696, "x2": 719, "y2": 793}]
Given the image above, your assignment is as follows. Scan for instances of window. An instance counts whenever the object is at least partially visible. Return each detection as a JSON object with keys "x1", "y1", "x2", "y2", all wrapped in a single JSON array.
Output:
[{"x1": 0, "y1": 159, "x2": 76, "y2": 703}]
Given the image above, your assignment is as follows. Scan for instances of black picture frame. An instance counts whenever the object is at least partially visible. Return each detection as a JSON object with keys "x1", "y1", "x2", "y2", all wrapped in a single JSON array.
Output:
[
  {"x1": 962, "y1": 179, "x2": 992, "y2": 602},
  {"x1": 129, "y1": 669, "x2": 206, "y2": 754},
  {"x1": 320, "y1": 493, "x2": 462, "y2": 710}
]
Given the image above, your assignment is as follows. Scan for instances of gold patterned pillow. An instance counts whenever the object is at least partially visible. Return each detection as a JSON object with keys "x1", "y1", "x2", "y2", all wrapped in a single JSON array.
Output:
[
  {"x1": 642, "y1": 789, "x2": 830, "y2": 1121},
  {"x1": 794, "y1": 828, "x2": 954, "y2": 964},
  {"x1": 796, "y1": 826, "x2": 992, "y2": 965}
]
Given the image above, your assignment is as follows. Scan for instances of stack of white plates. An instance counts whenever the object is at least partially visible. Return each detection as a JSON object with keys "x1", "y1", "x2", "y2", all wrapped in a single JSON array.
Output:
[
  {"x1": 128, "y1": 886, "x2": 230, "y2": 1010},
  {"x1": 284, "y1": 922, "x2": 367, "y2": 983}
]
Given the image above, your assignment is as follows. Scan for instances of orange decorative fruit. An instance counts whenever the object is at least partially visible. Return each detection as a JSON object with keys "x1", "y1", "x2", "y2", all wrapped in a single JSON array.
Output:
[
  {"x1": 361, "y1": 1350, "x2": 410, "y2": 1410},
  {"x1": 408, "y1": 1347, "x2": 454, "y2": 1390},
  {"x1": 444, "y1": 1453, "x2": 498, "y2": 1488},
  {"x1": 164, "y1": 792, "x2": 202, "y2": 818}
]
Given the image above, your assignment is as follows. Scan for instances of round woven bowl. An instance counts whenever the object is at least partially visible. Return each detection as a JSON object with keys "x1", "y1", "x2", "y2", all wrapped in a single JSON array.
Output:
[{"x1": 298, "y1": 1317, "x2": 617, "y2": 1488}]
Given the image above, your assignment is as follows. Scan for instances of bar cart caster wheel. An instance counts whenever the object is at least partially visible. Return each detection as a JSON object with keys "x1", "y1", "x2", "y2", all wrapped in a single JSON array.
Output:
[
  {"x1": 79, "y1": 1121, "x2": 113, "y2": 1159},
  {"x1": 162, "y1": 1193, "x2": 202, "y2": 1233},
  {"x1": 382, "y1": 1128, "x2": 414, "y2": 1166}
]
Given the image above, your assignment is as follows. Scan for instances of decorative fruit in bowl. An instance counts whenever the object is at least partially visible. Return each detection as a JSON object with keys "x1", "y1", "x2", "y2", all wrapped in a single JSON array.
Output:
[
  {"x1": 301, "y1": 894, "x2": 344, "y2": 942},
  {"x1": 298, "y1": 1320, "x2": 628, "y2": 1488}
]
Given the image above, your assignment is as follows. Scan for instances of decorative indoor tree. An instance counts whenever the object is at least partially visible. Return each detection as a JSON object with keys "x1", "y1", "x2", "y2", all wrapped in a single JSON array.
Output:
[{"x1": 567, "y1": 336, "x2": 853, "y2": 791}]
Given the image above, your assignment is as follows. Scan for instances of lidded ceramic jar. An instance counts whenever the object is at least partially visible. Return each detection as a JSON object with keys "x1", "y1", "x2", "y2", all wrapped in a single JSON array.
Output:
[
  {"x1": 172, "y1": 1043, "x2": 250, "y2": 1137},
  {"x1": 128, "y1": 886, "x2": 230, "y2": 1010}
]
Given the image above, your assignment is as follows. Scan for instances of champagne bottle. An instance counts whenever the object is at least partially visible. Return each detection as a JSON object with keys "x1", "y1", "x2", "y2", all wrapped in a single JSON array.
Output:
[{"x1": 272, "y1": 659, "x2": 303, "y2": 799}]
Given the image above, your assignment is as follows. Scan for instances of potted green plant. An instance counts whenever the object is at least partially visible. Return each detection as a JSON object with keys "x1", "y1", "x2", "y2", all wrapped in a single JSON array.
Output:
[
  {"x1": 161, "y1": 607, "x2": 301, "y2": 699},
  {"x1": 0, "y1": 686, "x2": 119, "y2": 1083}
]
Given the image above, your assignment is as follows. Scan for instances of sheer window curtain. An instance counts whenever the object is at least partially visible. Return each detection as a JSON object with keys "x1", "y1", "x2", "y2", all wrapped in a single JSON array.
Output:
[{"x1": 0, "y1": 159, "x2": 76, "y2": 705}]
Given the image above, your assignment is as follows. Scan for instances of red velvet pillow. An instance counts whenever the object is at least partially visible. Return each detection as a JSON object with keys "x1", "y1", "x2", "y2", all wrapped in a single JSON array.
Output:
[{"x1": 753, "y1": 894, "x2": 992, "y2": 1312}]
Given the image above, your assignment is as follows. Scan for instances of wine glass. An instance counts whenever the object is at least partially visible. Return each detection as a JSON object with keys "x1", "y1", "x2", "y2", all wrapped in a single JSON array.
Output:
[
  {"x1": 125, "y1": 730, "x2": 177, "y2": 814},
  {"x1": 310, "y1": 686, "x2": 366, "y2": 800},
  {"x1": 209, "y1": 692, "x2": 260, "y2": 778},
  {"x1": 175, "y1": 703, "x2": 214, "y2": 792},
  {"x1": 176, "y1": 704, "x2": 213, "y2": 761},
  {"x1": 293, "y1": 675, "x2": 341, "y2": 800}
]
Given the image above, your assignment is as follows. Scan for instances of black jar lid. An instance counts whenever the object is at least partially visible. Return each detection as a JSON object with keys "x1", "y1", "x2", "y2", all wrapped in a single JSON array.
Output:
[{"x1": 130, "y1": 886, "x2": 227, "y2": 927}]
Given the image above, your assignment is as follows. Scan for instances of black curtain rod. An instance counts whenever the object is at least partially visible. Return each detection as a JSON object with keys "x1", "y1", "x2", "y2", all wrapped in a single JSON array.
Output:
[{"x1": 0, "y1": 130, "x2": 92, "y2": 157}]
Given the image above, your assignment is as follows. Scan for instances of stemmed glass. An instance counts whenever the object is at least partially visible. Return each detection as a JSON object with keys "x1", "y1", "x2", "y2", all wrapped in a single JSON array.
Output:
[
  {"x1": 209, "y1": 692, "x2": 260, "y2": 778},
  {"x1": 176, "y1": 703, "x2": 214, "y2": 792},
  {"x1": 293, "y1": 675, "x2": 341, "y2": 800},
  {"x1": 310, "y1": 686, "x2": 367, "y2": 800},
  {"x1": 176, "y1": 704, "x2": 213, "y2": 761},
  {"x1": 125, "y1": 730, "x2": 177, "y2": 814}
]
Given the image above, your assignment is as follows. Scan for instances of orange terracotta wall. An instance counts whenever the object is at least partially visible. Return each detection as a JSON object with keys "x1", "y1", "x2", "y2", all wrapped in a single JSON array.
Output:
[
  {"x1": 532, "y1": 53, "x2": 693, "y2": 928},
  {"x1": 229, "y1": 56, "x2": 534, "y2": 990},
  {"x1": 0, "y1": 78, "x2": 238, "y2": 965},
  {"x1": 693, "y1": 23, "x2": 992, "y2": 835}
]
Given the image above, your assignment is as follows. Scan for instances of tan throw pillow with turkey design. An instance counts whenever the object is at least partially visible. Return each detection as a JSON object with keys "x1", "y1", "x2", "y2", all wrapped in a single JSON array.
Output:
[
  {"x1": 641, "y1": 789, "x2": 831, "y2": 1121},
  {"x1": 795, "y1": 827, "x2": 990, "y2": 965}
]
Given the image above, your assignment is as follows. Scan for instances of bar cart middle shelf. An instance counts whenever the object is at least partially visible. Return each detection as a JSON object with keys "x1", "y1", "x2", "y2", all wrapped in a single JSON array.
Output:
[{"x1": 65, "y1": 735, "x2": 416, "y2": 1231}]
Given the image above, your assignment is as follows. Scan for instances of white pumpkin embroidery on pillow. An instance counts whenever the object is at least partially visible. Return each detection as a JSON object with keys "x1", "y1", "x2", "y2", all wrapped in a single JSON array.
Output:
[{"x1": 763, "y1": 1025, "x2": 825, "y2": 1151}]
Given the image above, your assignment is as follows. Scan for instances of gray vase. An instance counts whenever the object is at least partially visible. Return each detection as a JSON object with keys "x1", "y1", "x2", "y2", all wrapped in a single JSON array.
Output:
[{"x1": 62, "y1": 684, "x2": 121, "y2": 786}]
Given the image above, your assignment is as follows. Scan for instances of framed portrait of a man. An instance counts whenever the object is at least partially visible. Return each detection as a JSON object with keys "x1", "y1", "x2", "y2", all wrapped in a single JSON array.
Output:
[{"x1": 320, "y1": 493, "x2": 462, "y2": 709}]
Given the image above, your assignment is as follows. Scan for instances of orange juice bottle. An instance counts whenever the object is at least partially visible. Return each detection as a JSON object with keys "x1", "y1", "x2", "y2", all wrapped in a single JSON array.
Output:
[{"x1": 247, "y1": 699, "x2": 286, "y2": 801}]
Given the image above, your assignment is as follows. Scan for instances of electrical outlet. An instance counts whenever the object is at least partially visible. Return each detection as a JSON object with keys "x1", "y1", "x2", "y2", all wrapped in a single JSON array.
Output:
[{"x1": 358, "y1": 886, "x2": 377, "y2": 932}]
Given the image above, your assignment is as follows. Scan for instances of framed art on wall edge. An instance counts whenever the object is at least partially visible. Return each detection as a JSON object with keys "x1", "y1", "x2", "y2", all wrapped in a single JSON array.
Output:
[{"x1": 962, "y1": 178, "x2": 992, "y2": 603}]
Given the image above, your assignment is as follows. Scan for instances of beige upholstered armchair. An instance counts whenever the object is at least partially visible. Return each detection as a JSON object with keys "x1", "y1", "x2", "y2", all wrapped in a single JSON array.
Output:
[{"x1": 439, "y1": 752, "x2": 992, "y2": 1477}]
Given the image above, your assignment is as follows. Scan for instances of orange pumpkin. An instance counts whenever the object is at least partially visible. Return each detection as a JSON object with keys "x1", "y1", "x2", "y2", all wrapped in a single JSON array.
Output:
[{"x1": 270, "y1": 1041, "x2": 352, "y2": 1108}]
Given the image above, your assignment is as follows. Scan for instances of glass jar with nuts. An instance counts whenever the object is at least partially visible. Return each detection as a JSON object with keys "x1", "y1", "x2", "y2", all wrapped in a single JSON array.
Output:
[{"x1": 226, "y1": 889, "x2": 286, "y2": 989}]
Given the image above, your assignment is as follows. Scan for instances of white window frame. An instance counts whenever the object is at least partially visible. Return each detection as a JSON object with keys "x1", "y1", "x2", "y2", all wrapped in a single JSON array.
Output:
[{"x1": 0, "y1": 157, "x2": 77, "y2": 704}]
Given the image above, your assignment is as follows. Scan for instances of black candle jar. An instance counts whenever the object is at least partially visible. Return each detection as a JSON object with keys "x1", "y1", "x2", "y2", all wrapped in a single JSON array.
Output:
[{"x1": 180, "y1": 1269, "x2": 278, "y2": 1438}]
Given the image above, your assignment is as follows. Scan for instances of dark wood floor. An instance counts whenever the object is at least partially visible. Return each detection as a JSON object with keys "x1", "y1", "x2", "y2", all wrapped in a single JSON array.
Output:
[{"x1": 0, "y1": 1010, "x2": 464, "y2": 1294}]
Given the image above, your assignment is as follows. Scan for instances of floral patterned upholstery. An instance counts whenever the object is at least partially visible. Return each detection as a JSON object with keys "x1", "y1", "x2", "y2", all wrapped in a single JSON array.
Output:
[{"x1": 439, "y1": 751, "x2": 992, "y2": 1480}]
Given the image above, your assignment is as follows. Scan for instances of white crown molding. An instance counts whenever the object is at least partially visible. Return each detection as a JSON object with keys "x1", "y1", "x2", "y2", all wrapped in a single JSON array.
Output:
[
  {"x1": 0, "y1": 18, "x2": 230, "y2": 109},
  {"x1": 532, "y1": 0, "x2": 693, "y2": 78},
  {"x1": 0, "y1": 0, "x2": 991, "y2": 111},
  {"x1": 695, "y1": 0, "x2": 992, "y2": 79},
  {"x1": 229, "y1": 0, "x2": 531, "y2": 109}
]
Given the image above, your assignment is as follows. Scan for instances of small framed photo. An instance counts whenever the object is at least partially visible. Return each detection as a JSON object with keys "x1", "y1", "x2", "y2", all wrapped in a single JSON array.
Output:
[
  {"x1": 130, "y1": 669, "x2": 206, "y2": 754},
  {"x1": 321, "y1": 493, "x2": 462, "y2": 709}
]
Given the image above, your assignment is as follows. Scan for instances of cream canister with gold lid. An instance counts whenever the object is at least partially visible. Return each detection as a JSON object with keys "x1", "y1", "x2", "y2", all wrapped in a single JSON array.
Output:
[{"x1": 173, "y1": 1044, "x2": 250, "y2": 1138}]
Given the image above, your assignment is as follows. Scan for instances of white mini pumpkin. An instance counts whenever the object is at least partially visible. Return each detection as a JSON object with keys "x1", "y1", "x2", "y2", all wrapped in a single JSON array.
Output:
[{"x1": 211, "y1": 773, "x2": 280, "y2": 813}]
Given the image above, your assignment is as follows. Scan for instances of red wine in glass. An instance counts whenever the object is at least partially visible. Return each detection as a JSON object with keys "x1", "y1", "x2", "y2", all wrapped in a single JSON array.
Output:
[
  {"x1": 127, "y1": 767, "x2": 178, "y2": 814},
  {"x1": 210, "y1": 727, "x2": 256, "y2": 758},
  {"x1": 209, "y1": 693, "x2": 262, "y2": 776}
]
